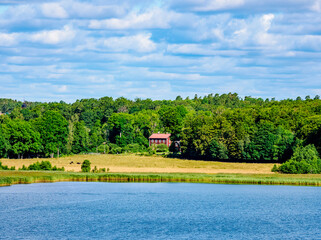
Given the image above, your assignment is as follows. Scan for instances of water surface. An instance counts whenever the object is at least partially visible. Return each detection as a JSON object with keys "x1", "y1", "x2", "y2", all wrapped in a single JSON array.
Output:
[{"x1": 0, "y1": 182, "x2": 320, "y2": 239}]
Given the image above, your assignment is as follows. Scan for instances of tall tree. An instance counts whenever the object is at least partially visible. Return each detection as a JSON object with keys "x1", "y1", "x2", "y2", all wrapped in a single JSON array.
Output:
[
  {"x1": 3, "y1": 119, "x2": 41, "y2": 158},
  {"x1": 35, "y1": 111, "x2": 68, "y2": 157}
]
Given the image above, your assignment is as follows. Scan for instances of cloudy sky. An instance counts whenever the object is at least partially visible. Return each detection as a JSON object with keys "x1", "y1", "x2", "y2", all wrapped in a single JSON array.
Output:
[{"x1": 1, "y1": 0, "x2": 321, "y2": 102}]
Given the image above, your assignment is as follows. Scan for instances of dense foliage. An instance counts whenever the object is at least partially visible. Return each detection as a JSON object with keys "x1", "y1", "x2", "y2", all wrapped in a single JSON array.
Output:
[
  {"x1": 275, "y1": 145, "x2": 321, "y2": 174},
  {"x1": 19, "y1": 161, "x2": 64, "y2": 171},
  {"x1": 0, "y1": 93, "x2": 321, "y2": 165},
  {"x1": 81, "y1": 160, "x2": 91, "y2": 172}
]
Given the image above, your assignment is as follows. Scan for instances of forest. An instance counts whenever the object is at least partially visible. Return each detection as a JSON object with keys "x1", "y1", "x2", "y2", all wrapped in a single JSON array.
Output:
[{"x1": 0, "y1": 93, "x2": 320, "y2": 167}]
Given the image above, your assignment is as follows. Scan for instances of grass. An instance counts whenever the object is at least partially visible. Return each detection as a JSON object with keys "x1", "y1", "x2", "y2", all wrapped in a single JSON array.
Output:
[
  {"x1": 1, "y1": 154, "x2": 321, "y2": 187},
  {"x1": 1, "y1": 154, "x2": 276, "y2": 174},
  {"x1": 1, "y1": 171, "x2": 321, "y2": 187}
]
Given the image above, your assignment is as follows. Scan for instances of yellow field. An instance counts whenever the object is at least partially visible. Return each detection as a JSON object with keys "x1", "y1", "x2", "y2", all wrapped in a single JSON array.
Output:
[{"x1": 1, "y1": 154, "x2": 276, "y2": 174}]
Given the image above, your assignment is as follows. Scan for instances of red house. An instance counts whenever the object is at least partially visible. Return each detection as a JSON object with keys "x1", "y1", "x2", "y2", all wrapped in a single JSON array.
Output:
[{"x1": 149, "y1": 133, "x2": 171, "y2": 147}]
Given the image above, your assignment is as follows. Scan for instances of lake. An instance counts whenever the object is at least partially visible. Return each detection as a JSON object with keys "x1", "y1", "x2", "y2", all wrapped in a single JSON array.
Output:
[{"x1": 0, "y1": 182, "x2": 320, "y2": 239}]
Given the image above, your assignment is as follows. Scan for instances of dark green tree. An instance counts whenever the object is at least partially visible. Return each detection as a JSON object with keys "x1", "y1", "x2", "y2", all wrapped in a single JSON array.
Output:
[
  {"x1": 35, "y1": 111, "x2": 68, "y2": 158},
  {"x1": 81, "y1": 160, "x2": 91, "y2": 172},
  {"x1": 278, "y1": 145, "x2": 321, "y2": 174},
  {"x1": 72, "y1": 121, "x2": 90, "y2": 153},
  {"x1": 208, "y1": 139, "x2": 228, "y2": 160}
]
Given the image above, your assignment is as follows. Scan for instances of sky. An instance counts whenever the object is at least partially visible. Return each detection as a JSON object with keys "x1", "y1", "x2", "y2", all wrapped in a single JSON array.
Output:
[{"x1": 1, "y1": 0, "x2": 321, "y2": 103}]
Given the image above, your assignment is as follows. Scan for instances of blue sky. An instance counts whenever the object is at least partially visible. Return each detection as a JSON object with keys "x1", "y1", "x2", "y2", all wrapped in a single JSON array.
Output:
[{"x1": 1, "y1": 0, "x2": 321, "y2": 102}]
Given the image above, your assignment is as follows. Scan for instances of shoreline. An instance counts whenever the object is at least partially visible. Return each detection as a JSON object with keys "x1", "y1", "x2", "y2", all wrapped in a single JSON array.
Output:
[{"x1": 1, "y1": 171, "x2": 321, "y2": 187}]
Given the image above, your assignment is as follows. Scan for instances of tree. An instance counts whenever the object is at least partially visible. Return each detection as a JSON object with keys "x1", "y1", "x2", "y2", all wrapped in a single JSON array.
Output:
[
  {"x1": 107, "y1": 113, "x2": 135, "y2": 147},
  {"x1": 35, "y1": 111, "x2": 68, "y2": 157},
  {"x1": 81, "y1": 160, "x2": 91, "y2": 172},
  {"x1": 208, "y1": 139, "x2": 228, "y2": 160},
  {"x1": 3, "y1": 119, "x2": 42, "y2": 158},
  {"x1": 278, "y1": 145, "x2": 321, "y2": 174},
  {"x1": 72, "y1": 121, "x2": 90, "y2": 153},
  {"x1": 180, "y1": 113, "x2": 216, "y2": 158},
  {"x1": 0, "y1": 126, "x2": 10, "y2": 158},
  {"x1": 246, "y1": 122, "x2": 282, "y2": 161},
  {"x1": 158, "y1": 105, "x2": 188, "y2": 141},
  {"x1": 89, "y1": 120, "x2": 105, "y2": 151}
]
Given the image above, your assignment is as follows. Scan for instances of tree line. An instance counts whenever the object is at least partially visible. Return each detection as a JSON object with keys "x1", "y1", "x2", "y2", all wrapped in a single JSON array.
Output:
[{"x1": 0, "y1": 93, "x2": 320, "y2": 164}]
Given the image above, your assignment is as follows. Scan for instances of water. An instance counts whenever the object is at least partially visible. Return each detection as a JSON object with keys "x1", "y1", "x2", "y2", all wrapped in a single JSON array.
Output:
[{"x1": 0, "y1": 182, "x2": 320, "y2": 240}]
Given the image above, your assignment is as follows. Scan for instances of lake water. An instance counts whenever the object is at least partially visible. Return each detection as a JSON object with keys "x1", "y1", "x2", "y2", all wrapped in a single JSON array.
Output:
[{"x1": 0, "y1": 182, "x2": 320, "y2": 240}]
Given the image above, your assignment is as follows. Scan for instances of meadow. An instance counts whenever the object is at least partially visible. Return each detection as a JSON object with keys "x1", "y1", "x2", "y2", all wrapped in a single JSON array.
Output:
[
  {"x1": 1, "y1": 154, "x2": 275, "y2": 174},
  {"x1": 1, "y1": 154, "x2": 321, "y2": 187}
]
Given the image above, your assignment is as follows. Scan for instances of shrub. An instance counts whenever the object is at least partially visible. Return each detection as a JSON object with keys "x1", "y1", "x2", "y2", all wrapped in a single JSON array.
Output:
[
  {"x1": 271, "y1": 164, "x2": 278, "y2": 172},
  {"x1": 40, "y1": 161, "x2": 52, "y2": 170},
  {"x1": 20, "y1": 165, "x2": 27, "y2": 170},
  {"x1": 52, "y1": 166, "x2": 65, "y2": 171},
  {"x1": 124, "y1": 143, "x2": 144, "y2": 153},
  {"x1": 81, "y1": 160, "x2": 91, "y2": 172},
  {"x1": 278, "y1": 145, "x2": 321, "y2": 174},
  {"x1": 0, "y1": 161, "x2": 13, "y2": 170},
  {"x1": 156, "y1": 144, "x2": 169, "y2": 153},
  {"x1": 92, "y1": 166, "x2": 98, "y2": 173},
  {"x1": 111, "y1": 147, "x2": 122, "y2": 154},
  {"x1": 108, "y1": 143, "x2": 123, "y2": 154},
  {"x1": 27, "y1": 162, "x2": 41, "y2": 170},
  {"x1": 97, "y1": 144, "x2": 109, "y2": 154},
  {"x1": 21, "y1": 161, "x2": 64, "y2": 171}
]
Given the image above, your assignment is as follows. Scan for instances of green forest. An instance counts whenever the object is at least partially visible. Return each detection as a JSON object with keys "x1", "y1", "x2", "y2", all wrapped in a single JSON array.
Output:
[{"x1": 0, "y1": 93, "x2": 321, "y2": 169}]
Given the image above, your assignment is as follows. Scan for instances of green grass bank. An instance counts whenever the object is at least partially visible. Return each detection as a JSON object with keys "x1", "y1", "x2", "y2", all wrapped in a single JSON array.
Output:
[{"x1": 1, "y1": 171, "x2": 321, "y2": 187}]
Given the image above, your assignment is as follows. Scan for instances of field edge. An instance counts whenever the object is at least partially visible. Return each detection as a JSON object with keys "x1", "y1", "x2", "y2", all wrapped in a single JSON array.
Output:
[{"x1": 1, "y1": 171, "x2": 321, "y2": 187}]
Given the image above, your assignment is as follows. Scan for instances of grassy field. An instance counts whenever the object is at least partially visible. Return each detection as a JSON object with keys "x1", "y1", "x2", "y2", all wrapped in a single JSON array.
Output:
[
  {"x1": 1, "y1": 154, "x2": 276, "y2": 174},
  {"x1": 1, "y1": 154, "x2": 321, "y2": 187},
  {"x1": 1, "y1": 171, "x2": 321, "y2": 187}
]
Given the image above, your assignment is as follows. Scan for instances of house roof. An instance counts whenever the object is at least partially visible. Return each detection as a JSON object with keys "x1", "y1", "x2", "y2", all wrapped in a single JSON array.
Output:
[{"x1": 149, "y1": 133, "x2": 171, "y2": 139}]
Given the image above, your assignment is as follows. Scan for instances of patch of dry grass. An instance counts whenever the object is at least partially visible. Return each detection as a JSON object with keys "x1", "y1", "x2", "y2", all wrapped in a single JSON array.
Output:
[{"x1": 1, "y1": 154, "x2": 276, "y2": 174}]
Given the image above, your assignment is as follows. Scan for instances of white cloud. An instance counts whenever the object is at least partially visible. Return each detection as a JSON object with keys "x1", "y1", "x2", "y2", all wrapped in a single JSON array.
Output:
[
  {"x1": 30, "y1": 25, "x2": 75, "y2": 44},
  {"x1": 103, "y1": 33, "x2": 156, "y2": 52},
  {"x1": 193, "y1": 0, "x2": 245, "y2": 11},
  {"x1": 56, "y1": 85, "x2": 68, "y2": 93},
  {"x1": 0, "y1": 32, "x2": 17, "y2": 46},
  {"x1": 89, "y1": 8, "x2": 179, "y2": 29},
  {"x1": 41, "y1": 2, "x2": 68, "y2": 18},
  {"x1": 261, "y1": 14, "x2": 274, "y2": 31},
  {"x1": 88, "y1": 75, "x2": 114, "y2": 83},
  {"x1": 66, "y1": 1, "x2": 126, "y2": 18},
  {"x1": 168, "y1": 0, "x2": 245, "y2": 12},
  {"x1": 311, "y1": 0, "x2": 321, "y2": 12}
]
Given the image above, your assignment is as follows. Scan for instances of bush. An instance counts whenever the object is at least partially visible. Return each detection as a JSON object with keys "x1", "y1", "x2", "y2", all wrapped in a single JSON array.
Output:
[
  {"x1": 123, "y1": 143, "x2": 144, "y2": 153},
  {"x1": 20, "y1": 165, "x2": 27, "y2": 170},
  {"x1": 156, "y1": 144, "x2": 169, "y2": 153},
  {"x1": 278, "y1": 145, "x2": 321, "y2": 174},
  {"x1": 28, "y1": 161, "x2": 52, "y2": 170},
  {"x1": 92, "y1": 166, "x2": 98, "y2": 173},
  {"x1": 81, "y1": 160, "x2": 91, "y2": 172},
  {"x1": 148, "y1": 147, "x2": 156, "y2": 155},
  {"x1": 108, "y1": 143, "x2": 123, "y2": 154},
  {"x1": 271, "y1": 164, "x2": 278, "y2": 172},
  {"x1": 19, "y1": 161, "x2": 64, "y2": 171},
  {"x1": 97, "y1": 144, "x2": 109, "y2": 154},
  {"x1": 40, "y1": 161, "x2": 52, "y2": 170},
  {"x1": 0, "y1": 161, "x2": 12, "y2": 170}
]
